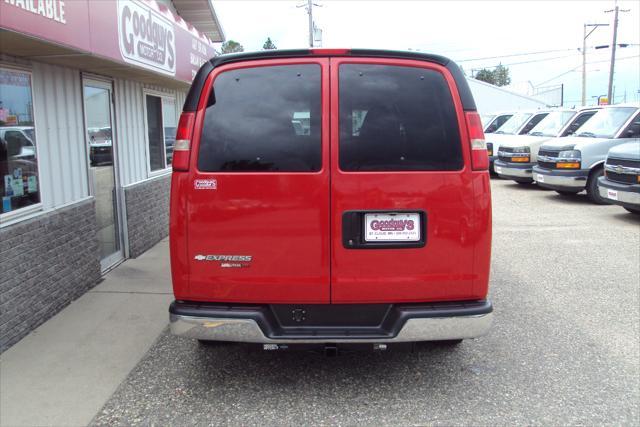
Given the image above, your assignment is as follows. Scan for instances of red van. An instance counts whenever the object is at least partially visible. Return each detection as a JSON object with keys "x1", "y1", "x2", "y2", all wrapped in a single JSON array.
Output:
[{"x1": 169, "y1": 49, "x2": 493, "y2": 350}]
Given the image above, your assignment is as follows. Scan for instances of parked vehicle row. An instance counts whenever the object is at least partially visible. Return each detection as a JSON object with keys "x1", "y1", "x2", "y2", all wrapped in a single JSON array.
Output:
[
  {"x1": 487, "y1": 104, "x2": 640, "y2": 214},
  {"x1": 485, "y1": 110, "x2": 550, "y2": 173},
  {"x1": 494, "y1": 107, "x2": 599, "y2": 184}
]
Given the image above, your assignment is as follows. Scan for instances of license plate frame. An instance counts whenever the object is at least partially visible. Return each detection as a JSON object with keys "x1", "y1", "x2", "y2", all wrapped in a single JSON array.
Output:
[
  {"x1": 364, "y1": 212, "x2": 421, "y2": 242},
  {"x1": 342, "y1": 210, "x2": 427, "y2": 249}
]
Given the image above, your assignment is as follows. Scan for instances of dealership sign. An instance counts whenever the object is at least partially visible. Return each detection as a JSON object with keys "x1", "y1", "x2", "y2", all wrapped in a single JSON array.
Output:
[
  {"x1": 0, "y1": 0, "x2": 216, "y2": 83},
  {"x1": 118, "y1": 0, "x2": 176, "y2": 76}
]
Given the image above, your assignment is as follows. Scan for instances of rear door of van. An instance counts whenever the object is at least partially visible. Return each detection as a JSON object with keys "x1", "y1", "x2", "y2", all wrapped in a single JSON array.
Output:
[
  {"x1": 178, "y1": 53, "x2": 489, "y2": 305},
  {"x1": 329, "y1": 57, "x2": 485, "y2": 303},
  {"x1": 184, "y1": 58, "x2": 331, "y2": 303}
]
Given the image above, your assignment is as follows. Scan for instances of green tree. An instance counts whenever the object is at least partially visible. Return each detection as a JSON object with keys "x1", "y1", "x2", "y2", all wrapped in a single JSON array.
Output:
[
  {"x1": 262, "y1": 37, "x2": 277, "y2": 50},
  {"x1": 474, "y1": 68, "x2": 496, "y2": 85},
  {"x1": 474, "y1": 64, "x2": 511, "y2": 87},
  {"x1": 493, "y1": 63, "x2": 511, "y2": 87},
  {"x1": 220, "y1": 40, "x2": 244, "y2": 54}
]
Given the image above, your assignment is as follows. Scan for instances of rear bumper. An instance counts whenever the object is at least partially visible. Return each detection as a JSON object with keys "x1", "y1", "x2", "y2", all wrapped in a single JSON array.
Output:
[
  {"x1": 598, "y1": 177, "x2": 640, "y2": 208},
  {"x1": 532, "y1": 166, "x2": 589, "y2": 191},
  {"x1": 169, "y1": 300, "x2": 493, "y2": 343}
]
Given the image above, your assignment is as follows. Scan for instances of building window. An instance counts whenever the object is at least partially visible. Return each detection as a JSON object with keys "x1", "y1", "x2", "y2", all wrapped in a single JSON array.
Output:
[
  {"x1": 0, "y1": 68, "x2": 40, "y2": 215},
  {"x1": 145, "y1": 93, "x2": 177, "y2": 173},
  {"x1": 163, "y1": 98, "x2": 176, "y2": 166}
]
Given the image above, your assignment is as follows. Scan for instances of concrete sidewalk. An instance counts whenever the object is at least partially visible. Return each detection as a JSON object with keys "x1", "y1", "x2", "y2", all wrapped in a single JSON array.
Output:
[{"x1": 0, "y1": 238, "x2": 172, "y2": 427}]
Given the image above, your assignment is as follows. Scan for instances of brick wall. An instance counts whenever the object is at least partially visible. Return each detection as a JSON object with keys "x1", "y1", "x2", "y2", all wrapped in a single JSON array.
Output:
[
  {"x1": 0, "y1": 199, "x2": 101, "y2": 353},
  {"x1": 124, "y1": 174, "x2": 170, "y2": 258}
]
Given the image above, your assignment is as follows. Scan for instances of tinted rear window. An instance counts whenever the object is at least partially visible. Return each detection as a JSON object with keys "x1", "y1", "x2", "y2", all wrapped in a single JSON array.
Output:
[
  {"x1": 339, "y1": 64, "x2": 462, "y2": 171},
  {"x1": 198, "y1": 64, "x2": 321, "y2": 172}
]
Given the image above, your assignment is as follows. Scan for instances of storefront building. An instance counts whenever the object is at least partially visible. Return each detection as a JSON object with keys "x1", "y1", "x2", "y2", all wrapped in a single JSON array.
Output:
[{"x1": 0, "y1": 0, "x2": 224, "y2": 352}]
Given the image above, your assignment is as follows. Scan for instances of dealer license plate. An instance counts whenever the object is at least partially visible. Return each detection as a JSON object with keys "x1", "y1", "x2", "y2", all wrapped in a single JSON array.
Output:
[
  {"x1": 607, "y1": 189, "x2": 618, "y2": 200},
  {"x1": 364, "y1": 213, "x2": 421, "y2": 242},
  {"x1": 536, "y1": 173, "x2": 544, "y2": 183}
]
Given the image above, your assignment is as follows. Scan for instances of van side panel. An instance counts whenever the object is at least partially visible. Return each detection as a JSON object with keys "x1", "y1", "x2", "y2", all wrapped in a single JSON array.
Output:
[
  {"x1": 169, "y1": 172, "x2": 190, "y2": 299},
  {"x1": 472, "y1": 173, "x2": 492, "y2": 299}
]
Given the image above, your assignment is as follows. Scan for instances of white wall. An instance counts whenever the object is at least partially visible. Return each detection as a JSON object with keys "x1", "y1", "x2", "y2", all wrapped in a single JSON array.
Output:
[
  {"x1": 27, "y1": 58, "x2": 188, "y2": 212},
  {"x1": 467, "y1": 77, "x2": 548, "y2": 114},
  {"x1": 32, "y1": 62, "x2": 90, "y2": 209},
  {"x1": 113, "y1": 78, "x2": 148, "y2": 186}
]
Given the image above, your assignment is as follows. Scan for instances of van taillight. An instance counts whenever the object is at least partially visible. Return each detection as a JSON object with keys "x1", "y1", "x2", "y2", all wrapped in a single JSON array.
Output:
[
  {"x1": 172, "y1": 112, "x2": 195, "y2": 171},
  {"x1": 465, "y1": 111, "x2": 488, "y2": 171}
]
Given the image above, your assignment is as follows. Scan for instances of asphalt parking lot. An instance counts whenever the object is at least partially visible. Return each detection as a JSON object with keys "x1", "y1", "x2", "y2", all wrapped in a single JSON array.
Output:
[{"x1": 91, "y1": 178, "x2": 639, "y2": 426}]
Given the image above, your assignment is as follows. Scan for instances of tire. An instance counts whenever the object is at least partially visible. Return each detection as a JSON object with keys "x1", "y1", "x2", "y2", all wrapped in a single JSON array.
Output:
[
  {"x1": 555, "y1": 190, "x2": 579, "y2": 196},
  {"x1": 586, "y1": 167, "x2": 608, "y2": 205},
  {"x1": 624, "y1": 207, "x2": 640, "y2": 215}
]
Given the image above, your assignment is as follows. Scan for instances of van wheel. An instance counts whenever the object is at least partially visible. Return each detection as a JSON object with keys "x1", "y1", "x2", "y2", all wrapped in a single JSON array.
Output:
[
  {"x1": 586, "y1": 167, "x2": 608, "y2": 205},
  {"x1": 625, "y1": 207, "x2": 640, "y2": 215}
]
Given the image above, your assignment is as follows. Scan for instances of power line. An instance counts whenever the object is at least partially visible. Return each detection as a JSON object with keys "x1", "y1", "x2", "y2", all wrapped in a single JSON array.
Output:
[
  {"x1": 456, "y1": 48, "x2": 577, "y2": 62},
  {"x1": 470, "y1": 46, "x2": 635, "y2": 72},
  {"x1": 535, "y1": 54, "x2": 640, "y2": 86},
  {"x1": 475, "y1": 53, "x2": 583, "y2": 69},
  {"x1": 456, "y1": 44, "x2": 640, "y2": 64},
  {"x1": 536, "y1": 66, "x2": 583, "y2": 87}
]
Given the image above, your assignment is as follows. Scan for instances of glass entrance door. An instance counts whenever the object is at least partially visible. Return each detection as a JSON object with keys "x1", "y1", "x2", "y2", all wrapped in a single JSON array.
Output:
[{"x1": 83, "y1": 79, "x2": 123, "y2": 271}]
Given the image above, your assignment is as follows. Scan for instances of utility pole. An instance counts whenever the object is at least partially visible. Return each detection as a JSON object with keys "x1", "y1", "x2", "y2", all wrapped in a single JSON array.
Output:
[
  {"x1": 607, "y1": 5, "x2": 619, "y2": 103},
  {"x1": 606, "y1": 4, "x2": 630, "y2": 104},
  {"x1": 298, "y1": 0, "x2": 321, "y2": 47},
  {"x1": 307, "y1": 0, "x2": 313, "y2": 48},
  {"x1": 581, "y1": 22, "x2": 608, "y2": 106}
]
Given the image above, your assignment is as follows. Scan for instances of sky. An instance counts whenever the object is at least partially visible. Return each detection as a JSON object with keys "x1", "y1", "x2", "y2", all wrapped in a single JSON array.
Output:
[{"x1": 212, "y1": 0, "x2": 640, "y2": 107}]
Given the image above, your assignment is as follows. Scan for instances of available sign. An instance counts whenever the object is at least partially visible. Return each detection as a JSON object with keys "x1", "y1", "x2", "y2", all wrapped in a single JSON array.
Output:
[
  {"x1": 3, "y1": 0, "x2": 67, "y2": 23},
  {"x1": 118, "y1": 0, "x2": 176, "y2": 76}
]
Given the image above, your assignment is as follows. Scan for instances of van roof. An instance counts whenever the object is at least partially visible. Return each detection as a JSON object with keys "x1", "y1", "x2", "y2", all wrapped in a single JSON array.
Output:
[{"x1": 183, "y1": 48, "x2": 476, "y2": 113}]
